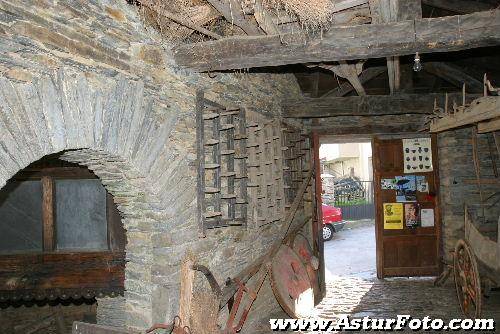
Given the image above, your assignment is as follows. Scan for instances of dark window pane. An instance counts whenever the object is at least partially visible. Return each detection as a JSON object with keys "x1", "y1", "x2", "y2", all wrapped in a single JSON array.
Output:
[
  {"x1": 55, "y1": 180, "x2": 108, "y2": 251},
  {"x1": 0, "y1": 180, "x2": 43, "y2": 253}
]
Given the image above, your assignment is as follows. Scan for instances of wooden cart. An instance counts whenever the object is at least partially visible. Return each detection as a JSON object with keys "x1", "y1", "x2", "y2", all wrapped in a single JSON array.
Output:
[
  {"x1": 429, "y1": 77, "x2": 500, "y2": 318},
  {"x1": 454, "y1": 206, "x2": 500, "y2": 318}
]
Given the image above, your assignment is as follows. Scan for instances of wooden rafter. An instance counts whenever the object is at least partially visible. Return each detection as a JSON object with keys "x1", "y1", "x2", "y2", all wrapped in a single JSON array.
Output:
[
  {"x1": 371, "y1": 0, "x2": 422, "y2": 94},
  {"x1": 321, "y1": 66, "x2": 386, "y2": 97},
  {"x1": 140, "y1": 0, "x2": 222, "y2": 39},
  {"x1": 424, "y1": 62, "x2": 484, "y2": 92},
  {"x1": 283, "y1": 93, "x2": 475, "y2": 118},
  {"x1": 319, "y1": 61, "x2": 366, "y2": 96},
  {"x1": 422, "y1": 0, "x2": 495, "y2": 14},
  {"x1": 205, "y1": 0, "x2": 262, "y2": 35},
  {"x1": 174, "y1": 9, "x2": 500, "y2": 71}
]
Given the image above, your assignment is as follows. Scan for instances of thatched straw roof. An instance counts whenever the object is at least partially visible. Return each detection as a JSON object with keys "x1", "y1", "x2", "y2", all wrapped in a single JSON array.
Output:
[{"x1": 133, "y1": 0, "x2": 371, "y2": 43}]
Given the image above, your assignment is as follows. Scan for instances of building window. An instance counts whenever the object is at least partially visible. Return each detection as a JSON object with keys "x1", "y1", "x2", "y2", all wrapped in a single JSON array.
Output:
[{"x1": 0, "y1": 156, "x2": 124, "y2": 254}]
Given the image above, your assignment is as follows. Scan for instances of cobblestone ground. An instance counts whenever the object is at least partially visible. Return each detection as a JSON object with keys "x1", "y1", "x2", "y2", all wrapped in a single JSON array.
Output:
[
  {"x1": 308, "y1": 275, "x2": 500, "y2": 333},
  {"x1": 253, "y1": 225, "x2": 500, "y2": 333}
]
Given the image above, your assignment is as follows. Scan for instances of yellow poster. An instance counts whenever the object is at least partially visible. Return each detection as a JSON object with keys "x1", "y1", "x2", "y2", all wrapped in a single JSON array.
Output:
[{"x1": 383, "y1": 203, "x2": 403, "y2": 230}]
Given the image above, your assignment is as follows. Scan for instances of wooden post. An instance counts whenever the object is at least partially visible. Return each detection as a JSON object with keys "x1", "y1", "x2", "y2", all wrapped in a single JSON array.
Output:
[
  {"x1": 312, "y1": 132, "x2": 325, "y2": 299},
  {"x1": 42, "y1": 176, "x2": 55, "y2": 251},
  {"x1": 179, "y1": 253, "x2": 196, "y2": 328}
]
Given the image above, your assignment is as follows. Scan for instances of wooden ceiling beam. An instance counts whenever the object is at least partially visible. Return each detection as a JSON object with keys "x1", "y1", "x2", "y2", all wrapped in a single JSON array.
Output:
[
  {"x1": 319, "y1": 62, "x2": 366, "y2": 96},
  {"x1": 173, "y1": 9, "x2": 500, "y2": 71},
  {"x1": 424, "y1": 62, "x2": 484, "y2": 92},
  {"x1": 321, "y1": 66, "x2": 387, "y2": 97},
  {"x1": 371, "y1": 0, "x2": 422, "y2": 94},
  {"x1": 283, "y1": 93, "x2": 478, "y2": 118},
  {"x1": 422, "y1": 0, "x2": 494, "y2": 14}
]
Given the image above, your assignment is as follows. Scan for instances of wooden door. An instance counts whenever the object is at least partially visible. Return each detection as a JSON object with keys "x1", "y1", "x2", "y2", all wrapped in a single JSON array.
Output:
[{"x1": 373, "y1": 135, "x2": 441, "y2": 278}]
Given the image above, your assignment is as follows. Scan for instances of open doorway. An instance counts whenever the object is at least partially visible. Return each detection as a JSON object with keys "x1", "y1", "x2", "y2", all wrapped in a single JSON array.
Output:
[{"x1": 319, "y1": 139, "x2": 376, "y2": 280}]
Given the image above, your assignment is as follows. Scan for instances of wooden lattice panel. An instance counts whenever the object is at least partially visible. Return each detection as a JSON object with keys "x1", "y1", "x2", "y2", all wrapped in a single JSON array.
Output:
[
  {"x1": 281, "y1": 124, "x2": 311, "y2": 208},
  {"x1": 246, "y1": 116, "x2": 286, "y2": 227},
  {"x1": 196, "y1": 92, "x2": 248, "y2": 235}
]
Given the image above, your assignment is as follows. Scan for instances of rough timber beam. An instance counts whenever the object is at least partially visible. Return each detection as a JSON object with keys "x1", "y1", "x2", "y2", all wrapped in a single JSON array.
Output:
[
  {"x1": 424, "y1": 62, "x2": 484, "y2": 92},
  {"x1": 283, "y1": 93, "x2": 478, "y2": 118},
  {"x1": 322, "y1": 66, "x2": 386, "y2": 97},
  {"x1": 422, "y1": 0, "x2": 494, "y2": 14},
  {"x1": 173, "y1": 9, "x2": 500, "y2": 71}
]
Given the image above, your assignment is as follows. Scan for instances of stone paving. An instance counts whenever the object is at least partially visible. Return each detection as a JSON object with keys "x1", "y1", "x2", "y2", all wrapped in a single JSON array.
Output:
[{"x1": 253, "y1": 224, "x2": 500, "y2": 333}]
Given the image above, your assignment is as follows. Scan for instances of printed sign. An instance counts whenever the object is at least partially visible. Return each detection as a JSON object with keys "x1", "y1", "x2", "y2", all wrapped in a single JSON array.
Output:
[
  {"x1": 381, "y1": 178, "x2": 397, "y2": 190},
  {"x1": 384, "y1": 203, "x2": 403, "y2": 230},
  {"x1": 421, "y1": 209, "x2": 435, "y2": 227},
  {"x1": 416, "y1": 176, "x2": 429, "y2": 193},
  {"x1": 395, "y1": 175, "x2": 417, "y2": 202},
  {"x1": 405, "y1": 203, "x2": 420, "y2": 228},
  {"x1": 403, "y1": 138, "x2": 433, "y2": 173}
]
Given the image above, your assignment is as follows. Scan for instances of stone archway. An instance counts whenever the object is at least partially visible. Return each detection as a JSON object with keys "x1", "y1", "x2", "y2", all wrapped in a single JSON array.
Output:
[{"x1": 0, "y1": 68, "x2": 183, "y2": 329}]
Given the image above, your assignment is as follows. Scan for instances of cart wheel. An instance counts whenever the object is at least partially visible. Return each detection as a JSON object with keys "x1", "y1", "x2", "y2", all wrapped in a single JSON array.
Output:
[{"x1": 454, "y1": 239, "x2": 482, "y2": 318}]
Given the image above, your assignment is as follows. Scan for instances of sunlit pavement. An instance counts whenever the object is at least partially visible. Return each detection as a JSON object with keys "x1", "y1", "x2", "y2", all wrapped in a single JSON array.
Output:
[{"x1": 307, "y1": 223, "x2": 500, "y2": 333}]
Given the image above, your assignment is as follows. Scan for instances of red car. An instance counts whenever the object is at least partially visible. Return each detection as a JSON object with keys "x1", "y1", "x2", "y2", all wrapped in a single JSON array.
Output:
[{"x1": 322, "y1": 204, "x2": 345, "y2": 241}]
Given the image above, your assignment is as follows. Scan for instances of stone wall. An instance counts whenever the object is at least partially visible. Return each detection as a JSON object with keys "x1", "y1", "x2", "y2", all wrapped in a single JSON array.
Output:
[
  {"x1": 0, "y1": 0, "x2": 306, "y2": 332},
  {"x1": 438, "y1": 128, "x2": 500, "y2": 263}
]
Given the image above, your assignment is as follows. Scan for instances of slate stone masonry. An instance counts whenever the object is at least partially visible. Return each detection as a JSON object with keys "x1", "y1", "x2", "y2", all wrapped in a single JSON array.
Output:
[{"x1": 0, "y1": 0, "x2": 305, "y2": 331}]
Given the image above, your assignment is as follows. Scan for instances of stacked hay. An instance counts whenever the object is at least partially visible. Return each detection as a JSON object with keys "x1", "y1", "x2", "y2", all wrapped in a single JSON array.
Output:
[
  {"x1": 265, "y1": 0, "x2": 334, "y2": 29},
  {"x1": 138, "y1": 0, "x2": 221, "y2": 42}
]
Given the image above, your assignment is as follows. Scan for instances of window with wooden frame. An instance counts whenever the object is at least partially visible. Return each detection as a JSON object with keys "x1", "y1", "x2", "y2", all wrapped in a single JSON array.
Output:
[
  {"x1": 0, "y1": 156, "x2": 125, "y2": 254},
  {"x1": 0, "y1": 155, "x2": 125, "y2": 302}
]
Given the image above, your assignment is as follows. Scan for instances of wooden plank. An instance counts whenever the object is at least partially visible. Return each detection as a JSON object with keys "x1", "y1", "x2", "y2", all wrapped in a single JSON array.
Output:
[
  {"x1": 179, "y1": 254, "x2": 196, "y2": 329},
  {"x1": 174, "y1": 9, "x2": 500, "y2": 71},
  {"x1": 422, "y1": 0, "x2": 494, "y2": 14},
  {"x1": 140, "y1": 0, "x2": 222, "y2": 39},
  {"x1": 424, "y1": 62, "x2": 484, "y2": 92},
  {"x1": 322, "y1": 66, "x2": 386, "y2": 97},
  {"x1": 320, "y1": 62, "x2": 366, "y2": 96},
  {"x1": 430, "y1": 96, "x2": 500, "y2": 132},
  {"x1": 332, "y1": 0, "x2": 368, "y2": 13},
  {"x1": 0, "y1": 252, "x2": 125, "y2": 301},
  {"x1": 378, "y1": 0, "x2": 400, "y2": 94},
  {"x1": 42, "y1": 176, "x2": 54, "y2": 251},
  {"x1": 478, "y1": 117, "x2": 500, "y2": 133},
  {"x1": 283, "y1": 93, "x2": 476, "y2": 118},
  {"x1": 254, "y1": 0, "x2": 280, "y2": 35},
  {"x1": 205, "y1": 0, "x2": 262, "y2": 35}
]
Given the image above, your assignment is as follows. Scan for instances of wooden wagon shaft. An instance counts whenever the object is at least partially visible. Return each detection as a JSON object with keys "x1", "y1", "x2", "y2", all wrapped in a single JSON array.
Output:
[
  {"x1": 173, "y1": 9, "x2": 500, "y2": 71},
  {"x1": 219, "y1": 169, "x2": 313, "y2": 309}
]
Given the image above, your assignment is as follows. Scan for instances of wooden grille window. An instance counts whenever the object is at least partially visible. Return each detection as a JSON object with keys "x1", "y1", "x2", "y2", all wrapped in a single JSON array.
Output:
[
  {"x1": 196, "y1": 92, "x2": 248, "y2": 235},
  {"x1": 0, "y1": 156, "x2": 125, "y2": 302},
  {"x1": 0, "y1": 161, "x2": 124, "y2": 254}
]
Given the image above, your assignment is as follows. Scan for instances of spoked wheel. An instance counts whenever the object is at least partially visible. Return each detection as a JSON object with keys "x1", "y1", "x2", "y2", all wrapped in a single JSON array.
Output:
[{"x1": 454, "y1": 239, "x2": 482, "y2": 318}]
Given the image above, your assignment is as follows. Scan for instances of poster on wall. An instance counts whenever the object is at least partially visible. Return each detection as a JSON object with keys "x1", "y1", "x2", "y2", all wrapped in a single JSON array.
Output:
[
  {"x1": 395, "y1": 175, "x2": 417, "y2": 202},
  {"x1": 421, "y1": 209, "x2": 435, "y2": 227},
  {"x1": 404, "y1": 203, "x2": 420, "y2": 228},
  {"x1": 403, "y1": 138, "x2": 433, "y2": 173},
  {"x1": 416, "y1": 176, "x2": 429, "y2": 193},
  {"x1": 381, "y1": 178, "x2": 397, "y2": 190},
  {"x1": 383, "y1": 203, "x2": 403, "y2": 230}
]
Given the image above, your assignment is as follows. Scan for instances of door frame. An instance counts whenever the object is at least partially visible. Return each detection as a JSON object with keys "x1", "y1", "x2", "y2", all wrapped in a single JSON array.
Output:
[{"x1": 373, "y1": 134, "x2": 442, "y2": 279}]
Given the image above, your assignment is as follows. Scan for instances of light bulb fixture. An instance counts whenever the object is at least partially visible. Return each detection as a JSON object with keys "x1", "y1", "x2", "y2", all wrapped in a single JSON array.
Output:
[{"x1": 413, "y1": 52, "x2": 422, "y2": 72}]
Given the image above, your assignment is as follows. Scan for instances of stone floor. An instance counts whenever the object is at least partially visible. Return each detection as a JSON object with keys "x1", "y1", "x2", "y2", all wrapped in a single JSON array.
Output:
[{"x1": 253, "y1": 224, "x2": 500, "y2": 333}]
